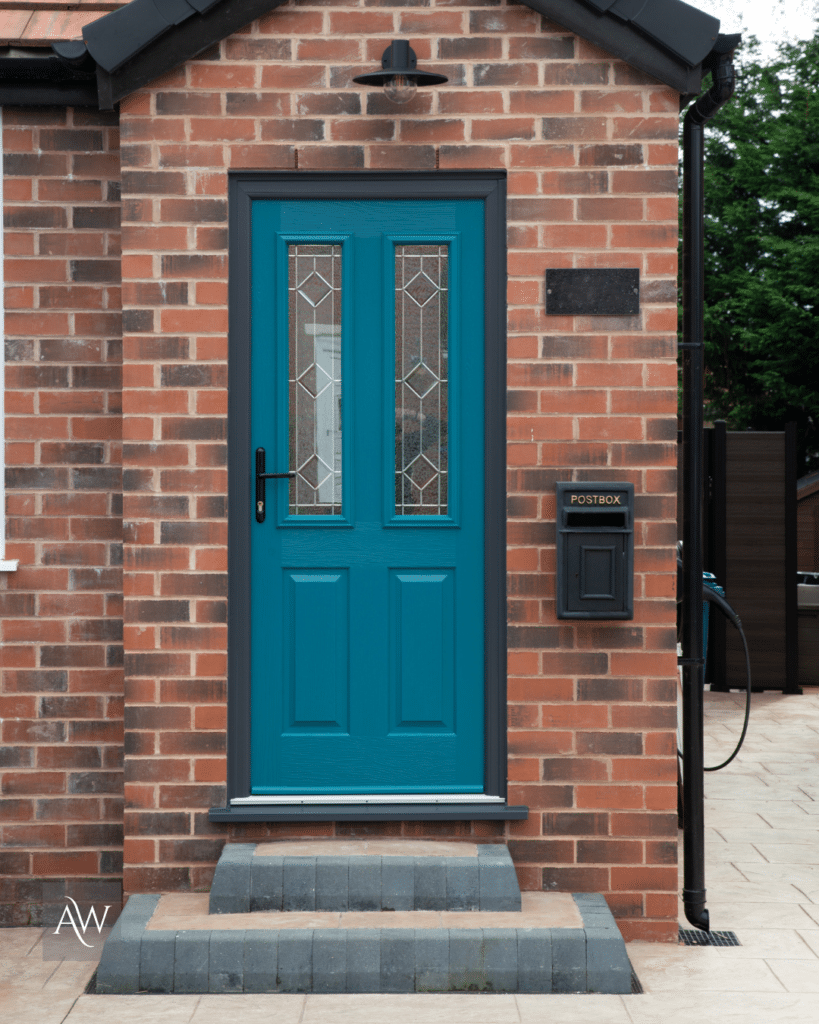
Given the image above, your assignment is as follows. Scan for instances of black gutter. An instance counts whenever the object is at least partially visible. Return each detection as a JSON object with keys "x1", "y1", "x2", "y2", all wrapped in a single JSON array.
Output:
[
  {"x1": 679, "y1": 33, "x2": 740, "y2": 932},
  {"x1": 0, "y1": 42, "x2": 98, "y2": 107}
]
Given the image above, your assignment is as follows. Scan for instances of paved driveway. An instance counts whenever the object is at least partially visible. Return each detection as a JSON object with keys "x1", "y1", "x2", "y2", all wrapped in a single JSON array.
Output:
[{"x1": 3, "y1": 690, "x2": 819, "y2": 1023}]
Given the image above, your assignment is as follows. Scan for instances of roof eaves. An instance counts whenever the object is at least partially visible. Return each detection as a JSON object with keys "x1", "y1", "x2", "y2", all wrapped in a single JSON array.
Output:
[
  {"x1": 2, "y1": 0, "x2": 723, "y2": 107},
  {"x1": 529, "y1": 0, "x2": 718, "y2": 93},
  {"x1": 85, "y1": 0, "x2": 287, "y2": 107}
]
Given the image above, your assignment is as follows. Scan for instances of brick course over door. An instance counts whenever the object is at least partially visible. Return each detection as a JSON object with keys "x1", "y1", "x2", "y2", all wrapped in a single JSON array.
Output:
[
  {"x1": 2, "y1": 0, "x2": 681, "y2": 942},
  {"x1": 1, "y1": 107, "x2": 124, "y2": 926}
]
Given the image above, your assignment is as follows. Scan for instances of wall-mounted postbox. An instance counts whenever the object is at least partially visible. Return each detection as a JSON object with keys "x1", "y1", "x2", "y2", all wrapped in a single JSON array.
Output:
[{"x1": 556, "y1": 482, "x2": 634, "y2": 620}]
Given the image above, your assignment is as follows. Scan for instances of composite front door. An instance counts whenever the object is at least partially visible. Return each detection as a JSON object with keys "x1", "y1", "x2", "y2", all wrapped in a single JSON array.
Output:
[{"x1": 247, "y1": 195, "x2": 487, "y2": 798}]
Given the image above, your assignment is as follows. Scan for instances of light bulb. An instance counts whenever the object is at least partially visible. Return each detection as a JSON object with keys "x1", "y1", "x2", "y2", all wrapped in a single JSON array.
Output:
[{"x1": 383, "y1": 74, "x2": 417, "y2": 104}]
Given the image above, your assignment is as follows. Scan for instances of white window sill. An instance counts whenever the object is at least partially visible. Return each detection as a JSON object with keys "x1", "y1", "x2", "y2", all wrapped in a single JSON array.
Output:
[{"x1": 0, "y1": 559, "x2": 19, "y2": 572}]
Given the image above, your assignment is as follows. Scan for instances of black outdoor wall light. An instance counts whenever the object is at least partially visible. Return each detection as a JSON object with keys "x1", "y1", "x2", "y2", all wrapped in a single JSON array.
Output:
[{"x1": 353, "y1": 40, "x2": 448, "y2": 104}]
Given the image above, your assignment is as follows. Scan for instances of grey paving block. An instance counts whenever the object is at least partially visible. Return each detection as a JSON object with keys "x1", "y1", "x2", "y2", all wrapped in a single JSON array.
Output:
[
  {"x1": 381, "y1": 856, "x2": 414, "y2": 911},
  {"x1": 478, "y1": 848, "x2": 521, "y2": 912},
  {"x1": 477, "y1": 844, "x2": 508, "y2": 859},
  {"x1": 174, "y1": 930, "x2": 210, "y2": 994},
  {"x1": 517, "y1": 928, "x2": 552, "y2": 993},
  {"x1": 573, "y1": 892, "x2": 614, "y2": 929},
  {"x1": 250, "y1": 855, "x2": 284, "y2": 913},
  {"x1": 277, "y1": 929, "x2": 313, "y2": 992},
  {"x1": 312, "y1": 930, "x2": 347, "y2": 993},
  {"x1": 449, "y1": 929, "x2": 488, "y2": 992},
  {"x1": 316, "y1": 856, "x2": 349, "y2": 912},
  {"x1": 551, "y1": 927, "x2": 586, "y2": 993},
  {"x1": 209, "y1": 843, "x2": 254, "y2": 915},
  {"x1": 96, "y1": 893, "x2": 159, "y2": 994},
  {"x1": 584, "y1": 926, "x2": 631, "y2": 994},
  {"x1": 379, "y1": 928, "x2": 415, "y2": 992},
  {"x1": 139, "y1": 928, "x2": 175, "y2": 993},
  {"x1": 481, "y1": 928, "x2": 518, "y2": 992},
  {"x1": 572, "y1": 892, "x2": 631, "y2": 994},
  {"x1": 415, "y1": 929, "x2": 448, "y2": 992},
  {"x1": 445, "y1": 857, "x2": 479, "y2": 911},
  {"x1": 415, "y1": 859, "x2": 446, "y2": 911},
  {"x1": 209, "y1": 929, "x2": 245, "y2": 994},
  {"x1": 348, "y1": 855, "x2": 380, "y2": 911},
  {"x1": 243, "y1": 930, "x2": 278, "y2": 993},
  {"x1": 282, "y1": 857, "x2": 316, "y2": 912},
  {"x1": 346, "y1": 928, "x2": 380, "y2": 993}
]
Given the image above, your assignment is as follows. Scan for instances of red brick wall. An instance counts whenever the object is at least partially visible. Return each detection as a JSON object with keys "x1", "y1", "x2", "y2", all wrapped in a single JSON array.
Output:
[
  {"x1": 1, "y1": 107, "x2": 123, "y2": 925},
  {"x1": 114, "y1": 2, "x2": 680, "y2": 942},
  {"x1": 0, "y1": 1, "x2": 681, "y2": 942}
]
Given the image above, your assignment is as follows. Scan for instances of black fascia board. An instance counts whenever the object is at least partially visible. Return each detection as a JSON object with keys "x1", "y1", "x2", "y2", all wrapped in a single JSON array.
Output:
[
  {"x1": 91, "y1": 0, "x2": 290, "y2": 108},
  {"x1": 83, "y1": 0, "x2": 198, "y2": 75},
  {"x1": 530, "y1": 0, "x2": 716, "y2": 93},
  {"x1": 0, "y1": 80, "x2": 99, "y2": 107},
  {"x1": 0, "y1": 49, "x2": 99, "y2": 106}
]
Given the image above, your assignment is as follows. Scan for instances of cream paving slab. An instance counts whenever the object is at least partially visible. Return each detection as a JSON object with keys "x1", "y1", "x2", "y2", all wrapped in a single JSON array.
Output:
[
  {"x1": 254, "y1": 840, "x2": 480, "y2": 857},
  {"x1": 0, "y1": 991, "x2": 85, "y2": 1024},
  {"x1": 300, "y1": 993, "x2": 522, "y2": 1024},
  {"x1": 739, "y1": 752, "x2": 819, "y2": 762},
  {"x1": 516, "y1": 993, "x2": 631, "y2": 1022},
  {"x1": 191, "y1": 993, "x2": 307, "y2": 1022},
  {"x1": 688, "y1": 883, "x2": 810, "y2": 905},
  {"x1": 42, "y1": 957, "x2": 98, "y2": 993},
  {"x1": 736, "y1": 864, "x2": 819, "y2": 888},
  {"x1": 65, "y1": 994, "x2": 203, "y2": 1023},
  {"x1": 796, "y1": 930, "x2": 819, "y2": 957},
  {"x1": 0, "y1": 955, "x2": 63, "y2": 988},
  {"x1": 687, "y1": 862, "x2": 749, "y2": 885},
  {"x1": 706, "y1": 787, "x2": 809, "y2": 802},
  {"x1": 798, "y1": 904, "x2": 819, "y2": 925},
  {"x1": 709, "y1": 928, "x2": 819, "y2": 959},
  {"x1": 622, "y1": 991, "x2": 819, "y2": 1024},
  {"x1": 752, "y1": 844, "x2": 819, "y2": 864},
  {"x1": 793, "y1": 802, "x2": 819, "y2": 814},
  {"x1": 767, "y1": 958, "x2": 819, "y2": 993},
  {"x1": 702, "y1": 808, "x2": 773, "y2": 829},
  {"x1": 716, "y1": 828, "x2": 819, "y2": 844},
  {"x1": 146, "y1": 890, "x2": 581, "y2": 931},
  {"x1": 0, "y1": 927, "x2": 44, "y2": 959},
  {"x1": 703, "y1": 841, "x2": 767, "y2": 863},
  {"x1": 689, "y1": 901, "x2": 819, "y2": 930},
  {"x1": 626, "y1": 943, "x2": 786, "y2": 992}
]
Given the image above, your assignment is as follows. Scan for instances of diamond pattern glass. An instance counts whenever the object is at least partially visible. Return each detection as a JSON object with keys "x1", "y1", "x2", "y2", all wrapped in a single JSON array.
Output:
[
  {"x1": 288, "y1": 245, "x2": 342, "y2": 515},
  {"x1": 395, "y1": 245, "x2": 448, "y2": 516}
]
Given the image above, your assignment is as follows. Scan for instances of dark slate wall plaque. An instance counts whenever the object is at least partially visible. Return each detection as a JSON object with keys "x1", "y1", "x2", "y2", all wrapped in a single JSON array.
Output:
[{"x1": 545, "y1": 269, "x2": 640, "y2": 315}]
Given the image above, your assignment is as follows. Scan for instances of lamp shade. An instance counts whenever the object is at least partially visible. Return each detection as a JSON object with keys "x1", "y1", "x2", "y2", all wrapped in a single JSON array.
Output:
[{"x1": 352, "y1": 40, "x2": 448, "y2": 88}]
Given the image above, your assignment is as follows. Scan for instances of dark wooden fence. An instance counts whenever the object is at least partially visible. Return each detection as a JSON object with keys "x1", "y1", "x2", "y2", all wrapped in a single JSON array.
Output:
[{"x1": 679, "y1": 423, "x2": 799, "y2": 693}]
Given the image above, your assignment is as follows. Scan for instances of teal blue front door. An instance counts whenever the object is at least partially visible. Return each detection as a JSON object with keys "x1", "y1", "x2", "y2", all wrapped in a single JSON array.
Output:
[{"x1": 250, "y1": 198, "x2": 485, "y2": 795}]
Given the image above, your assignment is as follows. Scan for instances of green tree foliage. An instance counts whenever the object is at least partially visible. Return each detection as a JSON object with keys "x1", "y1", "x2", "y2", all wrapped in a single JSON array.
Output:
[{"x1": 686, "y1": 30, "x2": 819, "y2": 474}]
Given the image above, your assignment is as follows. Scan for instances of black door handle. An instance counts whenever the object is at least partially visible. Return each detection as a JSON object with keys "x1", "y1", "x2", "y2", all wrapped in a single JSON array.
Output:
[{"x1": 256, "y1": 447, "x2": 294, "y2": 523}]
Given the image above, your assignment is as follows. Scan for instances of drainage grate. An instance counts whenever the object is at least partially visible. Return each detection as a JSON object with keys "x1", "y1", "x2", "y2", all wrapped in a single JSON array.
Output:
[
  {"x1": 630, "y1": 970, "x2": 644, "y2": 994},
  {"x1": 679, "y1": 928, "x2": 740, "y2": 947}
]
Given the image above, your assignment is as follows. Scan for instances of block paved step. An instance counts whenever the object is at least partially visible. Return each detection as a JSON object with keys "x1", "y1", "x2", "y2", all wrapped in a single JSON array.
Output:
[
  {"x1": 95, "y1": 890, "x2": 632, "y2": 995},
  {"x1": 209, "y1": 840, "x2": 521, "y2": 914}
]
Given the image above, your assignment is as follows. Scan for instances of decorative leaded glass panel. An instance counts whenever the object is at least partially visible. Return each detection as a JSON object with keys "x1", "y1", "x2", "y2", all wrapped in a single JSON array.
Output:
[
  {"x1": 395, "y1": 244, "x2": 449, "y2": 516},
  {"x1": 288, "y1": 244, "x2": 342, "y2": 515}
]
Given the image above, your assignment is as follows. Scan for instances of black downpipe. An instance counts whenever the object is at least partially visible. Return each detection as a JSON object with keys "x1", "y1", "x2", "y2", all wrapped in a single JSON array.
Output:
[{"x1": 680, "y1": 48, "x2": 737, "y2": 933}]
